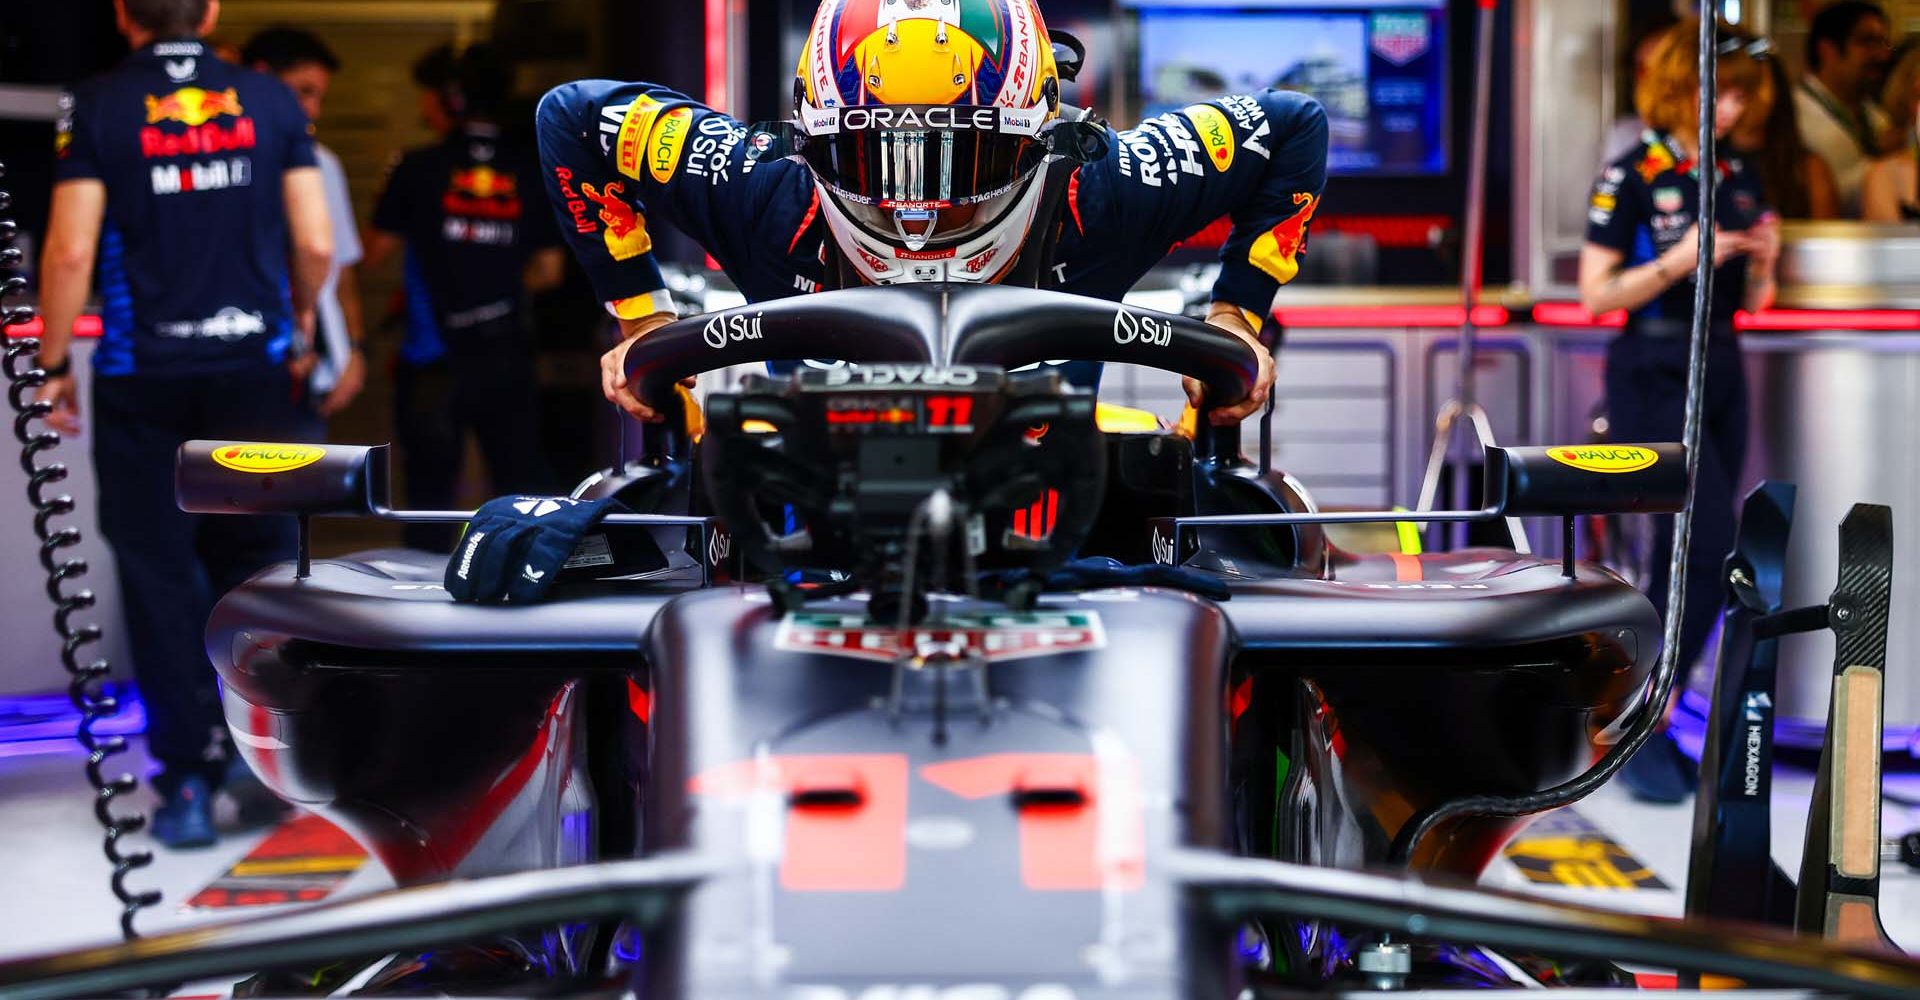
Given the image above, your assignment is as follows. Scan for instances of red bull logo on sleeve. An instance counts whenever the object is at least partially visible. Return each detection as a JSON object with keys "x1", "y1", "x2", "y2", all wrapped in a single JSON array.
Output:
[
  {"x1": 1248, "y1": 193, "x2": 1320, "y2": 285},
  {"x1": 580, "y1": 181, "x2": 653, "y2": 261},
  {"x1": 552, "y1": 167, "x2": 597, "y2": 235}
]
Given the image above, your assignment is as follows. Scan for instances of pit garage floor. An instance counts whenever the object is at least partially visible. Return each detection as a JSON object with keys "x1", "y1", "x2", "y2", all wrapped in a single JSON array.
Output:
[{"x1": 0, "y1": 742, "x2": 1916, "y2": 965}]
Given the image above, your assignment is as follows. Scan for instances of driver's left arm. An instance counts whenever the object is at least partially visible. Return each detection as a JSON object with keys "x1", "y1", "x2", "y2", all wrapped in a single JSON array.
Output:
[{"x1": 1093, "y1": 89, "x2": 1329, "y2": 421}]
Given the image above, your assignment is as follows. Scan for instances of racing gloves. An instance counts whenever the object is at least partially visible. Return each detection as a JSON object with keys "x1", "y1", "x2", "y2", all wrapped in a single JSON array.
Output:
[{"x1": 445, "y1": 495, "x2": 631, "y2": 604}]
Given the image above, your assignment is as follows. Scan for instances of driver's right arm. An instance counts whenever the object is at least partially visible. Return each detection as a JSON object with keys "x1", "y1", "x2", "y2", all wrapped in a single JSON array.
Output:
[
  {"x1": 537, "y1": 81, "x2": 774, "y2": 419},
  {"x1": 600, "y1": 312, "x2": 680, "y2": 422}
]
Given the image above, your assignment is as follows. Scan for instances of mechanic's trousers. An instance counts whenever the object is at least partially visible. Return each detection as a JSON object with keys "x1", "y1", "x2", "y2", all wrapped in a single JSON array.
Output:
[
  {"x1": 92, "y1": 368, "x2": 301, "y2": 795},
  {"x1": 1604, "y1": 329, "x2": 1749, "y2": 683},
  {"x1": 394, "y1": 338, "x2": 553, "y2": 553}
]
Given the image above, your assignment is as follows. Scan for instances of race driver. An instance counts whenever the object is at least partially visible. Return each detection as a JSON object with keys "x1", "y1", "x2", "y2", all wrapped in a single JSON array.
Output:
[{"x1": 536, "y1": 0, "x2": 1326, "y2": 425}]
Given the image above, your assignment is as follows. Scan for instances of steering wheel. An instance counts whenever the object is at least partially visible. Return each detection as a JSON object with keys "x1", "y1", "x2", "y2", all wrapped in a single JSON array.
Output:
[
  {"x1": 624, "y1": 285, "x2": 1260, "y2": 413},
  {"x1": 622, "y1": 286, "x2": 939, "y2": 406},
  {"x1": 941, "y1": 285, "x2": 1260, "y2": 410}
]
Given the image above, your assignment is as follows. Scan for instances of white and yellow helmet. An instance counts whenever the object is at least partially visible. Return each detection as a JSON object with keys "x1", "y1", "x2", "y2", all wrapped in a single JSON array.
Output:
[{"x1": 793, "y1": 0, "x2": 1062, "y2": 283}]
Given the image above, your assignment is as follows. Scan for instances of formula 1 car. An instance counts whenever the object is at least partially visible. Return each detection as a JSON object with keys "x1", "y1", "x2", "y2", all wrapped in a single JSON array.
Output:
[{"x1": 5, "y1": 287, "x2": 1917, "y2": 1000}]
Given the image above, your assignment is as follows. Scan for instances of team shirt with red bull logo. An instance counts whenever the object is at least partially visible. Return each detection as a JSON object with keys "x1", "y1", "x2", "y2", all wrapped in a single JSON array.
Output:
[
  {"x1": 372, "y1": 124, "x2": 561, "y2": 366},
  {"x1": 1585, "y1": 132, "x2": 1768, "y2": 332},
  {"x1": 534, "y1": 81, "x2": 1328, "y2": 378},
  {"x1": 54, "y1": 40, "x2": 317, "y2": 377}
]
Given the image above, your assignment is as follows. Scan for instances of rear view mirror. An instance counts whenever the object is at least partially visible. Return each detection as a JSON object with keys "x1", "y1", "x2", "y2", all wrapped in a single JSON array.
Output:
[
  {"x1": 1487, "y1": 443, "x2": 1687, "y2": 518},
  {"x1": 177, "y1": 441, "x2": 389, "y2": 517}
]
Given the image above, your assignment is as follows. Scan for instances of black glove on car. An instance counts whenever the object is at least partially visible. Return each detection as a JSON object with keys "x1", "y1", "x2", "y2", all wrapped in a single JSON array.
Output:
[{"x1": 445, "y1": 495, "x2": 630, "y2": 604}]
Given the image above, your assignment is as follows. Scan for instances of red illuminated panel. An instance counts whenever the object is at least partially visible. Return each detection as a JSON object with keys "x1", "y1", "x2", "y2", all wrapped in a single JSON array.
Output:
[
  {"x1": 1532, "y1": 302, "x2": 1627, "y2": 328},
  {"x1": 5, "y1": 315, "x2": 103, "y2": 338},
  {"x1": 925, "y1": 395, "x2": 975, "y2": 430},
  {"x1": 1272, "y1": 305, "x2": 1509, "y2": 329},
  {"x1": 1736, "y1": 309, "x2": 1920, "y2": 332},
  {"x1": 826, "y1": 407, "x2": 916, "y2": 427},
  {"x1": 921, "y1": 752, "x2": 1145, "y2": 891},
  {"x1": 704, "y1": 0, "x2": 728, "y2": 112},
  {"x1": 1010, "y1": 489, "x2": 1059, "y2": 541}
]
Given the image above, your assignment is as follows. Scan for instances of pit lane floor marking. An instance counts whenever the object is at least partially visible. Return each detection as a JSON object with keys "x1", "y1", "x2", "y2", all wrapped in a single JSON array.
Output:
[
  {"x1": 1502, "y1": 808, "x2": 1668, "y2": 891},
  {"x1": 185, "y1": 813, "x2": 368, "y2": 910},
  {"x1": 1485, "y1": 772, "x2": 1920, "y2": 952}
]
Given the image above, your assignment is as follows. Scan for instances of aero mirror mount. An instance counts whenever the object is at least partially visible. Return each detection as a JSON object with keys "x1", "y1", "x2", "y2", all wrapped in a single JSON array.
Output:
[
  {"x1": 177, "y1": 441, "x2": 392, "y2": 579},
  {"x1": 1483, "y1": 443, "x2": 1688, "y2": 577}
]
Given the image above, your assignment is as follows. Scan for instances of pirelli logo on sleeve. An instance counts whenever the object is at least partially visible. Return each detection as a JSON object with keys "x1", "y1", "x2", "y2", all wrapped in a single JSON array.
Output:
[{"x1": 614, "y1": 97, "x2": 666, "y2": 180}]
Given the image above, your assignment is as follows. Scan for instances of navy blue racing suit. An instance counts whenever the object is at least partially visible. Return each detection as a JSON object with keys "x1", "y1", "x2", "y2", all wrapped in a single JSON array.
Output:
[
  {"x1": 54, "y1": 39, "x2": 316, "y2": 793},
  {"x1": 534, "y1": 81, "x2": 1328, "y2": 387}
]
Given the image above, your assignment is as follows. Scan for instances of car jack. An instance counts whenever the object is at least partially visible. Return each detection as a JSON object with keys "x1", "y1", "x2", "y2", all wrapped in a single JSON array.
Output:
[{"x1": 1685, "y1": 482, "x2": 1798, "y2": 933}]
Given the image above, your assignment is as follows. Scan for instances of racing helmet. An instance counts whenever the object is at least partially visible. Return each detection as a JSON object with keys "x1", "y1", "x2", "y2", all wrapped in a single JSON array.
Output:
[{"x1": 794, "y1": 0, "x2": 1062, "y2": 284}]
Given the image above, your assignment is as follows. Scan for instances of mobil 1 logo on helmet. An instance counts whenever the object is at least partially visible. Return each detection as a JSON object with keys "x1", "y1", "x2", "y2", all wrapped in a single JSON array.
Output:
[
  {"x1": 704, "y1": 312, "x2": 764, "y2": 349},
  {"x1": 1113, "y1": 308, "x2": 1173, "y2": 347}
]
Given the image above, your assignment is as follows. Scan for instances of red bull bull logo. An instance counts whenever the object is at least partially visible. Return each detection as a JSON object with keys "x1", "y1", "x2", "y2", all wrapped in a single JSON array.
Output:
[
  {"x1": 145, "y1": 87, "x2": 244, "y2": 127},
  {"x1": 442, "y1": 166, "x2": 522, "y2": 220},
  {"x1": 1248, "y1": 193, "x2": 1319, "y2": 284},
  {"x1": 449, "y1": 166, "x2": 517, "y2": 200},
  {"x1": 580, "y1": 181, "x2": 653, "y2": 261},
  {"x1": 141, "y1": 88, "x2": 254, "y2": 159}
]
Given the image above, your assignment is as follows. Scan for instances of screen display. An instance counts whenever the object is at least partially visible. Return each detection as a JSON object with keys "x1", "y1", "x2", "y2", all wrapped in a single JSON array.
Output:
[{"x1": 1133, "y1": 1, "x2": 1450, "y2": 176}]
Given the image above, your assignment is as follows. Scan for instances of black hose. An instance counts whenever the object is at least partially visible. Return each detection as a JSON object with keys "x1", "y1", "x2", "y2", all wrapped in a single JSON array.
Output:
[
  {"x1": 0, "y1": 160, "x2": 160, "y2": 938},
  {"x1": 1390, "y1": 10, "x2": 1716, "y2": 864}
]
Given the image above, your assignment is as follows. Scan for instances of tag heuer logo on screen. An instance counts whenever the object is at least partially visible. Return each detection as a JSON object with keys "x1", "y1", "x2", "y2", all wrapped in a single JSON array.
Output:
[{"x1": 1370, "y1": 13, "x2": 1431, "y2": 66}]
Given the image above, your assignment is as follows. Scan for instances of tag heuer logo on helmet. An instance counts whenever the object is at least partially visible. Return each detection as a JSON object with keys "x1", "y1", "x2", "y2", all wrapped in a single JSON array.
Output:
[{"x1": 840, "y1": 106, "x2": 998, "y2": 132}]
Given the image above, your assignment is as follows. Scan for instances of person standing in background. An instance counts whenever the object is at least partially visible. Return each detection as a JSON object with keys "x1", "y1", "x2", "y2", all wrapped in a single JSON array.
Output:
[
  {"x1": 1796, "y1": 1, "x2": 1896, "y2": 216},
  {"x1": 364, "y1": 43, "x2": 565, "y2": 552},
  {"x1": 1578, "y1": 19, "x2": 1780, "y2": 803},
  {"x1": 243, "y1": 26, "x2": 367, "y2": 430},
  {"x1": 1862, "y1": 43, "x2": 1920, "y2": 221},
  {"x1": 32, "y1": 0, "x2": 333, "y2": 846},
  {"x1": 1730, "y1": 41, "x2": 1839, "y2": 220}
]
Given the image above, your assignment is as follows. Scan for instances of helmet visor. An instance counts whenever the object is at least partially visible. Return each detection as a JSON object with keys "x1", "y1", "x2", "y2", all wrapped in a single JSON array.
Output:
[
  {"x1": 830, "y1": 183, "x2": 1026, "y2": 248},
  {"x1": 797, "y1": 104, "x2": 1047, "y2": 209}
]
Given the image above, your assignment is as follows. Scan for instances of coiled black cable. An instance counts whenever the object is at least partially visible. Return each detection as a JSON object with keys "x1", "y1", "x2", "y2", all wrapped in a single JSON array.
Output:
[
  {"x1": 1389, "y1": 9, "x2": 1720, "y2": 865},
  {"x1": 0, "y1": 159, "x2": 160, "y2": 940}
]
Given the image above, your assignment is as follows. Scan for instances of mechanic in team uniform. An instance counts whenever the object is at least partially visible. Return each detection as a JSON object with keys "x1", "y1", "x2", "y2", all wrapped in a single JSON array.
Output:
[
  {"x1": 536, "y1": 0, "x2": 1323, "y2": 426},
  {"x1": 367, "y1": 43, "x2": 567, "y2": 552},
  {"x1": 34, "y1": 0, "x2": 334, "y2": 845},
  {"x1": 1578, "y1": 19, "x2": 1781, "y2": 802}
]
